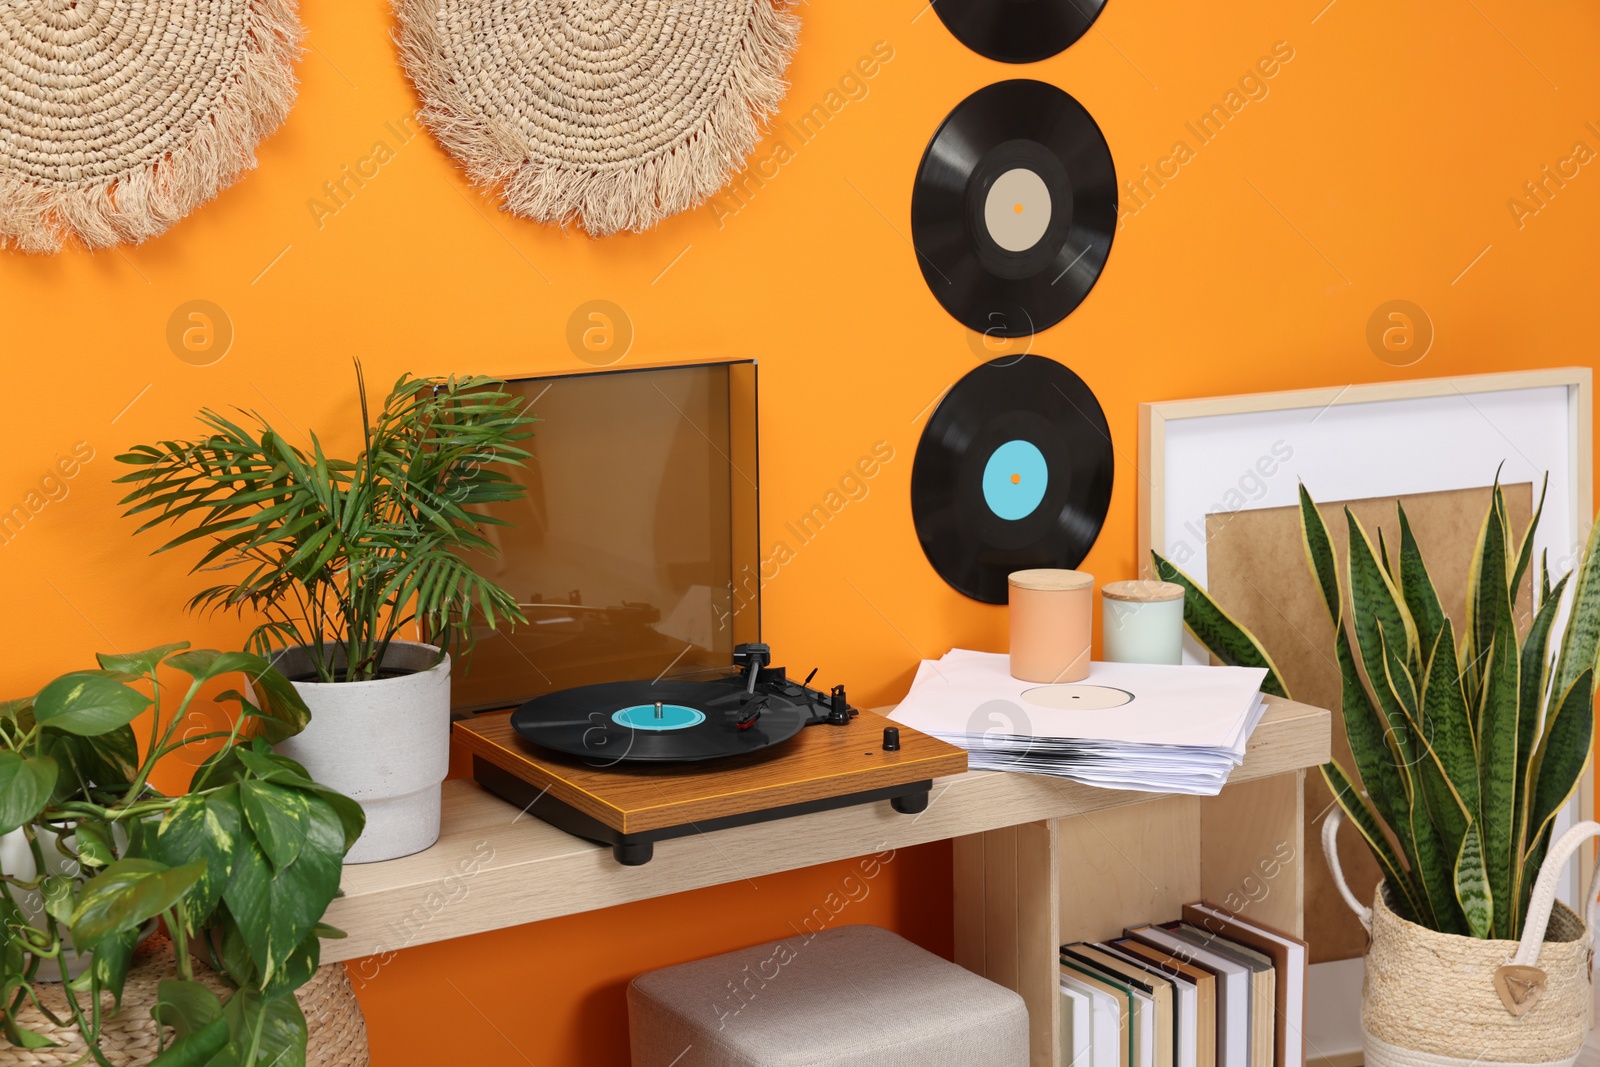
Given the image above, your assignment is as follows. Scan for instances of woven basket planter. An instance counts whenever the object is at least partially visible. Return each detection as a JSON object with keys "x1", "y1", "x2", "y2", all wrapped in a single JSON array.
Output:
[
  {"x1": 1325, "y1": 812, "x2": 1598, "y2": 1067},
  {"x1": 0, "y1": 935, "x2": 369, "y2": 1067}
]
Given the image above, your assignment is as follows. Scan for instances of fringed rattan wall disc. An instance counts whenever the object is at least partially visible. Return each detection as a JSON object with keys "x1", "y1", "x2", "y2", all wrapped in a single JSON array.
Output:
[
  {"x1": 394, "y1": 0, "x2": 800, "y2": 237},
  {"x1": 0, "y1": 0, "x2": 302, "y2": 254}
]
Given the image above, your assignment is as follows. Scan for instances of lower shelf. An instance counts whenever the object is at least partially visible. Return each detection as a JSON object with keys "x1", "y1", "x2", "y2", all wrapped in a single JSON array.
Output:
[{"x1": 955, "y1": 770, "x2": 1309, "y2": 1067}]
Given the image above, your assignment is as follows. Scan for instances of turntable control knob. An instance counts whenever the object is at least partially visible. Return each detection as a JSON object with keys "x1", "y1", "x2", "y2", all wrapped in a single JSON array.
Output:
[{"x1": 882, "y1": 727, "x2": 901, "y2": 752}]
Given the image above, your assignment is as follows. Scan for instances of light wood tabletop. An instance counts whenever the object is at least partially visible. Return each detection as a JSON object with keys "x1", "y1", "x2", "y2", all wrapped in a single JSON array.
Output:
[{"x1": 322, "y1": 697, "x2": 1330, "y2": 964}]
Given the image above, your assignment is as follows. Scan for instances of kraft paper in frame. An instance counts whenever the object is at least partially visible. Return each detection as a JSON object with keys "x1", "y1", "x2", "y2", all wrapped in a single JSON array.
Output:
[{"x1": 1204, "y1": 483, "x2": 1534, "y2": 964}]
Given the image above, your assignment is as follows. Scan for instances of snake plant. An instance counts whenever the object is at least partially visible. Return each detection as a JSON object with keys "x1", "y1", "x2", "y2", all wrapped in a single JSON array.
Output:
[{"x1": 1154, "y1": 478, "x2": 1600, "y2": 939}]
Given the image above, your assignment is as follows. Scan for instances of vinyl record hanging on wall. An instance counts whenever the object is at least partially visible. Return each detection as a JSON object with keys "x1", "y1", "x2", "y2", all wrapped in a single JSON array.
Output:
[
  {"x1": 910, "y1": 80, "x2": 1117, "y2": 338},
  {"x1": 911, "y1": 355, "x2": 1113, "y2": 604},
  {"x1": 932, "y1": 0, "x2": 1110, "y2": 63}
]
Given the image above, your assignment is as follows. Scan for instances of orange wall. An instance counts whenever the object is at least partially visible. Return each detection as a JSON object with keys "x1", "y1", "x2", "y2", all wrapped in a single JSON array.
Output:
[{"x1": 1, "y1": 0, "x2": 1598, "y2": 1063}]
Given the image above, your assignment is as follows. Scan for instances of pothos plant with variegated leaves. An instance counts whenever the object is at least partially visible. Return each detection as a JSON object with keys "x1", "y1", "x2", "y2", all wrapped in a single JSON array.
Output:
[
  {"x1": 1153, "y1": 477, "x2": 1600, "y2": 939},
  {"x1": 0, "y1": 643, "x2": 363, "y2": 1065}
]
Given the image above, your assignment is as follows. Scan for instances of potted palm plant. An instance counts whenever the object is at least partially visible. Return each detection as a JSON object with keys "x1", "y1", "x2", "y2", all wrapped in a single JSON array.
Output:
[
  {"x1": 0, "y1": 643, "x2": 366, "y2": 1064},
  {"x1": 115, "y1": 365, "x2": 537, "y2": 862},
  {"x1": 1155, "y1": 478, "x2": 1600, "y2": 1067}
]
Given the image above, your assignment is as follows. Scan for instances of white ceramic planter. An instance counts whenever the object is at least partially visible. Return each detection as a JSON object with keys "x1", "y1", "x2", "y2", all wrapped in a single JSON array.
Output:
[{"x1": 272, "y1": 641, "x2": 451, "y2": 864}]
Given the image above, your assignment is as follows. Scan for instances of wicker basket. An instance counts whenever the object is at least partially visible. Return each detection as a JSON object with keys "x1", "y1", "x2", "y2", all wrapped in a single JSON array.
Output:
[
  {"x1": 0, "y1": 935, "x2": 369, "y2": 1066},
  {"x1": 1324, "y1": 811, "x2": 1598, "y2": 1067}
]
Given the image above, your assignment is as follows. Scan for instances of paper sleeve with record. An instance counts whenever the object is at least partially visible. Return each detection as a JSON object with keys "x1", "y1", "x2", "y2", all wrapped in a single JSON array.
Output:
[
  {"x1": 911, "y1": 355, "x2": 1113, "y2": 603},
  {"x1": 911, "y1": 80, "x2": 1117, "y2": 339}
]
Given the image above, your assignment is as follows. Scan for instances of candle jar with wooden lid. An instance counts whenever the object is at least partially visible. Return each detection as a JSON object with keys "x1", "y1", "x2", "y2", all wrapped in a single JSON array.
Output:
[
  {"x1": 1008, "y1": 569, "x2": 1094, "y2": 683},
  {"x1": 1101, "y1": 579, "x2": 1185, "y2": 665}
]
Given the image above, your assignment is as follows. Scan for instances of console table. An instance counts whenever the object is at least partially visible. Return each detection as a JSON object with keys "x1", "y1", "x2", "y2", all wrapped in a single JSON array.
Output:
[{"x1": 323, "y1": 697, "x2": 1331, "y2": 1066}]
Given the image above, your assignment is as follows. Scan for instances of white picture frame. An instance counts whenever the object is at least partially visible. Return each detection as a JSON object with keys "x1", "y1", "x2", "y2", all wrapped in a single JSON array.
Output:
[{"x1": 1138, "y1": 366, "x2": 1594, "y2": 909}]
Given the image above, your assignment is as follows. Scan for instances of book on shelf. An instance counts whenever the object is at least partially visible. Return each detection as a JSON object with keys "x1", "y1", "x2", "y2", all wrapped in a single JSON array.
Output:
[
  {"x1": 1125, "y1": 923, "x2": 1250, "y2": 1067},
  {"x1": 1111, "y1": 939, "x2": 1217, "y2": 1067},
  {"x1": 1060, "y1": 979, "x2": 1095, "y2": 1067},
  {"x1": 1182, "y1": 902, "x2": 1307, "y2": 1067},
  {"x1": 1096, "y1": 940, "x2": 1201, "y2": 1067},
  {"x1": 1060, "y1": 956, "x2": 1135, "y2": 1067},
  {"x1": 1060, "y1": 969, "x2": 1123, "y2": 1067},
  {"x1": 1064, "y1": 944, "x2": 1173, "y2": 1067},
  {"x1": 1058, "y1": 901, "x2": 1307, "y2": 1067},
  {"x1": 1166, "y1": 923, "x2": 1274, "y2": 1067}
]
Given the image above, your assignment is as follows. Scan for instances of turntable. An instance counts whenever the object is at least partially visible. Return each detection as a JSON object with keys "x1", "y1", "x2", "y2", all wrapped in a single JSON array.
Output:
[
  {"x1": 454, "y1": 644, "x2": 969, "y2": 864},
  {"x1": 446, "y1": 364, "x2": 967, "y2": 864}
]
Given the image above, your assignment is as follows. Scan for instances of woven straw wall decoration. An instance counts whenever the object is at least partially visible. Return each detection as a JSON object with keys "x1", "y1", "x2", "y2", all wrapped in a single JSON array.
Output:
[
  {"x1": 0, "y1": 0, "x2": 303, "y2": 254},
  {"x1": 394, "y1": 0, "x2": 800, "y2": 237}
]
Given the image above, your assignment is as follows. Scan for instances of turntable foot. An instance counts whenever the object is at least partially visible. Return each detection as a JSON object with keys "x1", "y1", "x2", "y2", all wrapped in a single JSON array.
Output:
[
  {"x1": 891, "y1": 791, "x2": 929, "y2": 815},
  {"x1": 614, "y1": 840, "x2": 654, "y2": 865}
]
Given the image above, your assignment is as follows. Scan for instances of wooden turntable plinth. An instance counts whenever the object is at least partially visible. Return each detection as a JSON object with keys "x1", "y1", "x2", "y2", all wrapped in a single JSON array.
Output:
[{"x1": 452, "y1": 710, "x2": 968, "y2": 865}]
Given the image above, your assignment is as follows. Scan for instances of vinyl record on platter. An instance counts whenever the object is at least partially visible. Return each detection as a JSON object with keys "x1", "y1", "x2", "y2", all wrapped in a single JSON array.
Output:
[
  {"x1": 911, "y1": 81, "x2": 1116, "y2": 338},
  {"x1": 933, "y1": 0, "x2": 1110, "y2": 63},
  {"x1": 511, "y1": 677, "x2": 811, "y2": 764},
  {"x1": 911, "y1": 355, "x2": 1113, "y2": 603}
]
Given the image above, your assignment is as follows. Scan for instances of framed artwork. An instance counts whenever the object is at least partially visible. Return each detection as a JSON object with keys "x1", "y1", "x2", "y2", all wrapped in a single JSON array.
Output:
[{"x1": 1138, "y1": 368, "x2": 1594, "y2": 963}]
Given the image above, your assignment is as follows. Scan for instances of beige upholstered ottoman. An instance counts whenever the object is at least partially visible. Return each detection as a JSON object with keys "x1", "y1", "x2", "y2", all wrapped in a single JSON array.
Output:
[{"x1": 627, "y1": 924, "x2": 1029, "y2": 1067}]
